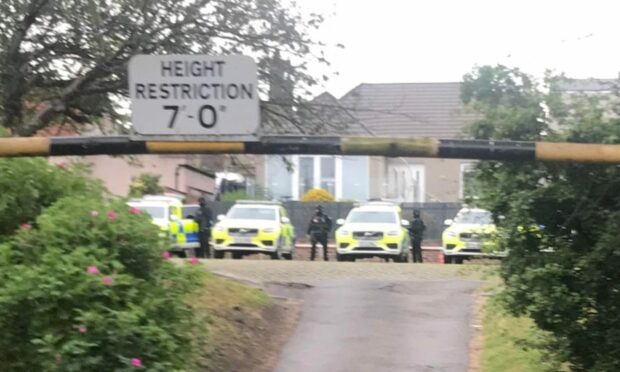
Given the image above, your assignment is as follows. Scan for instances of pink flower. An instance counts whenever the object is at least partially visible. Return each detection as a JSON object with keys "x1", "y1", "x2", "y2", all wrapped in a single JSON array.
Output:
[
  {"x1": 162, "y1": 251, "x2": 171, "y2": 260},
  {"x1": 129, "y1": 207, "x2": 141, "y2": 215},
  {"x1": 91, "y1": 210, "x2": 99, "y2": 217},
  {"x1": 188, "y1": 257, "x2": 200, "y2": 265},
  {"x1": 102, "y1": 276, "x2": 114, "y2": 285},
  {"x1": 78, "y1": 325, "x2": 87, "y2": 334},
  {"x1": 87, "y1": 266, "x2": 100, "y2": 275},
  {"x1": 106, "y1": 211, "x2": 118, "y2": 221},
  {"x1": 21, "y1": 223, "x2": 32, "y2": 231},
  {"x1": 55, "y1": 162, "x2": 67, "y2": 170},
  {"x1": 131, "y1": 358, "x2": 143, "y2": 368}
]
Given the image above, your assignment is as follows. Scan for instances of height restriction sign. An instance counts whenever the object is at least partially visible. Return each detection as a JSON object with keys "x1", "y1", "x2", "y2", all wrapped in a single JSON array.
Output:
[{"x1": 128, "y1": 54, "x2": 259, "y2": 136}]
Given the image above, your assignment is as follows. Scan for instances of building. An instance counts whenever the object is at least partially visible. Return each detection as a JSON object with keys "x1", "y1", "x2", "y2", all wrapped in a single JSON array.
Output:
[
  {"x1": 257, "y1": 82, "x2": 478, "y2": 202},
  {"x1": 40, "y1": 125, "x2": 216, "y2": 202}
]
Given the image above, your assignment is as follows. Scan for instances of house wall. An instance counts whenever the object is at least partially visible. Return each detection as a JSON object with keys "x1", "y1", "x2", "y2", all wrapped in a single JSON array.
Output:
[
  {"x1": 50, "y1": 155, "x2": 215, "y2": 200},
  {"x1": 368, "y1": 156, "x2": 386, "y2": 199},
  {"x1": 367, "y1": 157, "x2": 467, "y2": 203}
]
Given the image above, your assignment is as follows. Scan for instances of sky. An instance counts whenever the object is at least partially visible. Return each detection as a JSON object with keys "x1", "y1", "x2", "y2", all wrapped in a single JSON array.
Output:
[{"x1": 299, "y1": 0, "x2": 620, "y2": 98}]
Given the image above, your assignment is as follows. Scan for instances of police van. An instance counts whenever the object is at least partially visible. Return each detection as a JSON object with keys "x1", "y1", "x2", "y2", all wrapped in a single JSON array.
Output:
[{"x1": 128, "y1": 194, "x2": 200, "y2": 257}]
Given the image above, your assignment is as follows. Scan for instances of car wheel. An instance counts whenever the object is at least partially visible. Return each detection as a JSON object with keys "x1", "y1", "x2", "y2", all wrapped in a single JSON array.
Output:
[
  {"x1": 454, "y1": 256, "x2": 464, "y2": 264},
  {"x1": 282, "y1": 251, "x2": 294, "y2": 260},
  {"x1": 271, "y1": 237, "x2": 284, "y2": 260},
  {"x1": 402, "y1": 251, "x2": 409, "y2": 263},
  {"x1": 214, "y1": 251, "x2": 224, "y2": 259},
  {"x1": 444, "y1": 254, "x2": 453, "y2": 264},
  {"x1": 232, "y1": 252, "x2": 243, "y2": 260}
]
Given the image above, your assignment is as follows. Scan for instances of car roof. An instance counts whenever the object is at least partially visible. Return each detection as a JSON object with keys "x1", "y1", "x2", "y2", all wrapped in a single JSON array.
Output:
[
  {"x1": 457, "y1": 207, "x2": 491, "y2": 214},
  {"x1": 353, "y1": 205, "x2": 399, "y2": 212},
  {"x1": 231, "y1": 203, "x2": 279, "y2": 208}
]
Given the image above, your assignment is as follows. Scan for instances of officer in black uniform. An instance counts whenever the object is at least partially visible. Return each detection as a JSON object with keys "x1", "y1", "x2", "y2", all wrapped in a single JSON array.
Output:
[
  {"x1": 193, "y1": 197, "x2": 213, "y2": 258},
  {"x1": 307, "y1": 205, "x2": 332, "y2": 261},
  {"x1": 409, "y1": 209, "x2": 426, "y2": 263}
]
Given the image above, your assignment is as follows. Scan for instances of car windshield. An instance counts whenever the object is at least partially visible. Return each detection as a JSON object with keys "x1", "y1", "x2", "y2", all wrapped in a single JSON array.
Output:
[
  {"x1": 347, "y1": 210, "x2": 397, "y2": 224},
  {"x1": 227, "y1": 207, "x2": 277, "y2": 220},
  {"x1": 136, "y1": 206, "x2": 166, "y2": 219},
  {"x1": 454, "y1": 210, "x2": 493, "y2": 224}
]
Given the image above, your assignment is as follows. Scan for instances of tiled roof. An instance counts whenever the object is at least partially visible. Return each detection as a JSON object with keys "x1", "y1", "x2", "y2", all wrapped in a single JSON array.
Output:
[
  {"x1": 338, "y1": 82, "x2": 477, "y2": 138},
  {"x1": 553, "y1": 78, "x2": 618, "y2": 92}
]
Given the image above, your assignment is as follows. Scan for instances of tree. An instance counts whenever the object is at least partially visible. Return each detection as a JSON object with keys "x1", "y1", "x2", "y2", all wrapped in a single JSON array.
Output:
[
  {"x1": 0, "y1": 0, "x2": 330, "y2": 136},
  {"x1": 0, "y1": 158, "x2": 103, "y2": 238},
  {"x1": 462, "y1": 65, "x2": 620, "y2": 370},
  {"x1": 128, "y1": 173, "x2": 164, "y2": 197}
]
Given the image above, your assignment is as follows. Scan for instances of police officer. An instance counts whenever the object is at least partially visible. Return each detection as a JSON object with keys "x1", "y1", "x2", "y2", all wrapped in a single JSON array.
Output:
[
  {"x1": 409, "y1": 210, "x2": 426, "y2": 263},
  {"x1": 193, "y1": 197, "x2": 213, "y2": 258},
  {"x1": 307, "y1": 205, "x2": 332, "y2": 261}
]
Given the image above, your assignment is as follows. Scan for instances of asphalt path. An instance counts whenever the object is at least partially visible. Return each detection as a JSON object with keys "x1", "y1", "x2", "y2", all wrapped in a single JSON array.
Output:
[{"x1": 270, "y1": 279, "x2": 480, "y2": 372}]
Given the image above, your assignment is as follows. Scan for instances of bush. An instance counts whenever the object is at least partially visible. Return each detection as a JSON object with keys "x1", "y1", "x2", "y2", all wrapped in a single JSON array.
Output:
[
  {"x1": 300, "y1": 188, "x2": 335, "y2": 202},
  {"x1": 463, "y1": 66, "x2": 620, "y2": 370},
  {"x1": 219, "y1": 190, "x2": 250, "y2": 202},
  {"x1": 0, "y1": 196, "x2": 204, "y2": 371},
  {"x1": 0, "y1": 159, "x2": 103, "y2": 239},
  {"x1": 128, "y1": 173, "x2": 165, "y2": 197}
]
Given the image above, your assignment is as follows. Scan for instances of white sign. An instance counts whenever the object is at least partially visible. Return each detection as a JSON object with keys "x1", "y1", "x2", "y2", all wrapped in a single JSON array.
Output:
[{"x1": 128, "y1": 54, "x2": 259, "y2": 136}]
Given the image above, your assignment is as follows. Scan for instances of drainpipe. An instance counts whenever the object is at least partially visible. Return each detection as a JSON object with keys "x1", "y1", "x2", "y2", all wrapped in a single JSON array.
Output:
[{"x1": 175, "y1": 164, "x2": 183, "y2": 191}]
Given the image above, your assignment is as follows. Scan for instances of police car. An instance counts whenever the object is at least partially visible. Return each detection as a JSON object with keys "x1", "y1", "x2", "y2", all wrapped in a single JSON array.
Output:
[
  {"x1": 441, "y1": 207, "x2": 499, "y2": 264},
  {"x1": 335, "y1": 202, "x2": 410, "y2": 262},
  {"x1": 211, "y1": 201, "x2": 296, "y2": 259}
]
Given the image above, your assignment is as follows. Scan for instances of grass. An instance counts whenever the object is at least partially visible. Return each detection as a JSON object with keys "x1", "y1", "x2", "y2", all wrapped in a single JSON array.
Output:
[
  {"x1": 480, "y1": 289, "x2": 567, "y2": 372},
  {"x1": 191, "y1": 272, "x2": 274, "y2": 371}
]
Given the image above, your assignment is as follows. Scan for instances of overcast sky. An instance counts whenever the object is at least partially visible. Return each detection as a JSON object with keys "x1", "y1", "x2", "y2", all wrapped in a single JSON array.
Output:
[{"x1": 299, "y1": 0, "x2": 620, "y2": 98}]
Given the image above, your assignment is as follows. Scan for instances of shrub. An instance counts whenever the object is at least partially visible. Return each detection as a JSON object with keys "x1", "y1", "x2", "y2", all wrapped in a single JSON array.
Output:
[
  {"x1": 0, "y1": 196, "x2": 204, "y2": 371},
  {"x1": 0, "y1": 158, "x2": 103, "y2": 239},
  {"x1": 219, "y1": 190, "x2": 250, "y2": 202},
  {"x1": 128, "y1": 173, "x2": 164, "y2": 197},
  {"x1": 300, "y1": 188, "x2": 335, "y2": 202}
]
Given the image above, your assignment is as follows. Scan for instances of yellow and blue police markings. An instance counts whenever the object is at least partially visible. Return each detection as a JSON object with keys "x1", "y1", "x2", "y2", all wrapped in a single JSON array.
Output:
[{"x1": 169, "y1": 219, "x2": 199, "y2": 249}]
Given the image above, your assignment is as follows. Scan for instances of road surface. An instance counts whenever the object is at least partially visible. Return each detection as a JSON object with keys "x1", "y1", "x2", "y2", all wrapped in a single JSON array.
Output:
[{"x1": 201, "y1": 260, "x2": 484, "y2": 372}]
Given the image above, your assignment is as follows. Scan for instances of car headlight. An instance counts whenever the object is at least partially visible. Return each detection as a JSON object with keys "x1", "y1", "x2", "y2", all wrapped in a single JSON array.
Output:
[
  {"x1": 386, "y1": 230, "x2": 399, "y2": 236},
  {"x1": 214, "y1": 226, "x2": 225, "y2": 232},
  {"x1": 263, "y1": 227, "x2": 275, "y2": 233},
  {"x1": 445, "y1": 230, "x2": 457, "y2": 238},
  {"x1": 338, "y1": 229, "x2": 349, "y2": 236}
]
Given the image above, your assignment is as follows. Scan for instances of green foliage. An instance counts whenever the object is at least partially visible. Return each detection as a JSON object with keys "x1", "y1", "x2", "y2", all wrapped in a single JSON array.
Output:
[
  {"x1": 219, "y1": 190, "x2": 250, "y2": 202},
  {"x1": 0, "y1": 159, "x2": 103, "y2": 239},
  {"x1": 129, "y1": 173, "x2": 165, "y2": 198},
  {"x1": 300, "y1": 188, "x2": 335, "y2": 202},
  {"x1": 463, "y1": 65, "x2": 620, "y2": 370},
  {"x1": 0, "y1": 196, "x2": 204, "y2": 371}
]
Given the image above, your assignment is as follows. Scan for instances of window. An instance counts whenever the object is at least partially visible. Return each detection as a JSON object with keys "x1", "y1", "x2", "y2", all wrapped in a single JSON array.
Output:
[
  {"x1": 298, "y1": 156, "x2": 314, "y2": 198},
  {"x1": 347, "y1": 211, "x2": 397, "y2": 224},
  {"x1": 293, "y1": 156, "x2": 341, "y2": 199},
  {"x1": 227, "y1": 207, "x2": 277, "y2": 221},
  {"x1": 386, "y1": 163, "x2": 425, "y2": 202},
  {"x1": 136, "y1": 206, "x2": 166, "y2": 219},
  {"x1": 460, "y1": 163, "x2": 477, "y2": 200},
  {"x1": 320, "y1": 157, "x2": 336, "y2": 195}
]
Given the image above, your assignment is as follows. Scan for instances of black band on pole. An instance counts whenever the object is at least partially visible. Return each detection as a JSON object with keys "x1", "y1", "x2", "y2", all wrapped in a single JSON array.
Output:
[
  {"x1": 246, "y1": 136, "x2": 342, "y2": 155},
  {"x1": 438, "y1": 139, "x2": 536, "y2": 161},
  {"x1": 50, "y1": 136, "x2": 147, "y2": 156}
]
